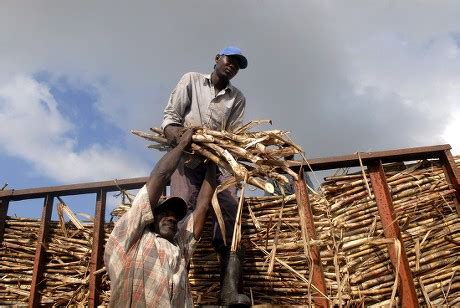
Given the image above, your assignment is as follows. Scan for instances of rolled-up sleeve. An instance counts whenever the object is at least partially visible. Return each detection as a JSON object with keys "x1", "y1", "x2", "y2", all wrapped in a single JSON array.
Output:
[
  {"x1": 161, "y1": 73, "x2": 193, "y2": 130},
  {"x1": 227, "y1": 94, "x2": 246, "y2": 131}
]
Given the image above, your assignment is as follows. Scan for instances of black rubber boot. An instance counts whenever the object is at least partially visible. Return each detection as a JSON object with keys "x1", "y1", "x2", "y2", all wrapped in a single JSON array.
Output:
[{"x1": 219, "y1": 250, "x2": 251, "y2": 307}]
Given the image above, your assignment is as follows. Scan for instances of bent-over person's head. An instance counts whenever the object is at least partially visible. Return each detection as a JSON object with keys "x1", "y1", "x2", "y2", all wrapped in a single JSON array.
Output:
[{"x1": 151, "y1": 196, "x2": 187, "y2": 242}]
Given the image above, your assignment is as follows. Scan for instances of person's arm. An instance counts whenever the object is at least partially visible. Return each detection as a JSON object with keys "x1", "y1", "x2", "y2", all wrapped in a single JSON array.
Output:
[
  {"x1": 105, "y1": 129, "x2": 194, "y2": 257},
  {"x1": 164, "y1": 124, "x2": 184, "y2": 147},
  {"x1": 162, "y1": 73, "x2": 193, "y2": 145},
  {"x1": 174, "y1": 161, "x2": 215, "y2": 263},
  {"x1": 192, "y1": 162, "x2": 217, "y2": 240},
  {"x1": 146, "y1": 129, "x2": 194, "y2": 208}
]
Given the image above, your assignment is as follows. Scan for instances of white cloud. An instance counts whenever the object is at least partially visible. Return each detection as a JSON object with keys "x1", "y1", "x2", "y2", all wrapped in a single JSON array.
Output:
[
  {"x1": 0, "y1": 1, "x2": 459, "y2": 176},
  {"x1": 0, "y1": 75, "x2": 149, "y2": 183},
  {"x1": 349, "y1": 34, "x2": 460, "y2": 111},
  {"x1": 441, "y1": 109, "x2": 460, "y2": 155}
]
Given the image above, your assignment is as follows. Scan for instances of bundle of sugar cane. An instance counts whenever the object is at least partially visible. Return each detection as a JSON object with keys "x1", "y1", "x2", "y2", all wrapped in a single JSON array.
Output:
[
  {"x1": 0, "y1": 203, "x2": 112, "y2": 306},
  {"x1": 131, "y1": 120, "x2": 302, "y2": 244},
  {"x1": 131, "y1": 120, "x2": 302, "y2": 195},
  {"x1": 0, "y1": 217, "x2": 40, "y2": 303},
  {"x1": 313, "y1": 157, "x2": 460, "y2": 306},
  {"x1": 1, "y1": 219, "x2": 96, "y2": 304}
]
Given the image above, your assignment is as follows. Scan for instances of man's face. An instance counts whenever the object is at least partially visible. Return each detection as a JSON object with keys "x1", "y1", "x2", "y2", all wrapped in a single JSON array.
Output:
[
  {"x1": 153, "y1": 208, "x2": 178, "y2": 242},
  {"x1": 215, "y1": 55, "x2": 240, "y2": 81}
]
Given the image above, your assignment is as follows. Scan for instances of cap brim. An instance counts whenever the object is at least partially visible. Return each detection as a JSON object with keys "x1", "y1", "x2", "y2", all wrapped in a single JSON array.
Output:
[
  {"x1": 155, "y1": 196, "x2": 187, "y2": 221},
  {"x1": 232, "y1": 54, "x2": 248, "y2": 69}
]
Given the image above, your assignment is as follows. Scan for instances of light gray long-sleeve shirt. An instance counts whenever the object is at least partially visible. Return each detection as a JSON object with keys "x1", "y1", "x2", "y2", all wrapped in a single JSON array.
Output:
[{"x1": 161, "y1": 72, "x2": 246, "y2": 132}]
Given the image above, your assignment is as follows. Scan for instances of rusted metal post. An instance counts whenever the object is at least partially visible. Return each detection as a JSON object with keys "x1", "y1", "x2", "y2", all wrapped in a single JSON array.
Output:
[
  {"x1": 89, "y1": 189, "x2": 107, "y2": 308},
  {"x1": 0, "y1": 199, "x2": 9, "y2": 244},
  {"x1": 29, "y1": 194, "x2": 54, "y2": 308},
  {"x1": 368, "y1": 161, "x2": 419, "y2": 307},
  {"x1": 439, "y1": 149, "x2": 460, "y2": 215},
  {"x1": 293, "y1": 168, "x2": 328, "y2": 307}
]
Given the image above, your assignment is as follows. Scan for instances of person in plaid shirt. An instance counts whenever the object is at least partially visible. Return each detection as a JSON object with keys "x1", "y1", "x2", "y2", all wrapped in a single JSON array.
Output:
[{"x1": 104, "y1": 129, "x2": 216, "y2": 307}]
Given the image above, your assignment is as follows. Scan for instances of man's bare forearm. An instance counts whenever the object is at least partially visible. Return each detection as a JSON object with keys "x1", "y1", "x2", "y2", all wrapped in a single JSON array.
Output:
[
  {"x1": 151, "y1": 146, "x2": 184, "y2": 181},
  {"x1": 146, "y1": 129, "x2": 193, "y2": 207}
]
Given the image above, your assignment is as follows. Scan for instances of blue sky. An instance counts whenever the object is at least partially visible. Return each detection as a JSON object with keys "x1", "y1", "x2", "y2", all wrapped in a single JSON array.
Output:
[
  {"x1": 1, "y1": 1, "x2": 460, "y2": 219},
  {"x1": 33, "y1": 72, "x2": 129, "y2": 155},
  {"x1": 0, "y1": 73, "x2": 146, "y2": 218}
]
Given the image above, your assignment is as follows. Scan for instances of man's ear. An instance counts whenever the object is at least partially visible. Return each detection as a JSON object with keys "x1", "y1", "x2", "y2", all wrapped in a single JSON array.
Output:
[{"x1": 215, "y1": 54, "x2": 221, "y2": 63}]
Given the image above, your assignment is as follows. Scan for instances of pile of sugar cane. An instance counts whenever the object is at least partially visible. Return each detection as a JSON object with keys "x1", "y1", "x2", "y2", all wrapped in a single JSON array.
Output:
[
  {"x1": 1, "y1": 217, "x2": 42, "y2": 304},
  {"x1": 314, "y1": 157, "x2": 460, "y2": 306},
  {"x1": 183, "y1": 157, "x2": 460, "y2": 306},
  {"x1": 0, "y1": 201, "x2": 113, "y2": 305}
]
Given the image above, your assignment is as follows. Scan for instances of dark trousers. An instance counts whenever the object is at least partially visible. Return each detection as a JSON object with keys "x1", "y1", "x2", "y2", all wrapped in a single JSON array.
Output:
[{"x1": 170, "y1": 159, "x2": 237, "y2": 249}]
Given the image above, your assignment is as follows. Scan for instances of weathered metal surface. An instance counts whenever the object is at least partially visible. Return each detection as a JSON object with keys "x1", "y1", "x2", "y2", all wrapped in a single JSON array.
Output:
[
  {"x1": 0, "y1": 177, "x2": 148, "y2": 201},
  {"x1": 288, "y1": 144, "x2": 451, "y2": 171},
  {"x1": 89, "y1": 189, "x2": 107, "y2": 308},
  {"x1": 294, "y1": 168, "x2": 328, "y2": 307},
  {"x1": 0, "y1": 199, "x2": 8, "y2": 244},
  {"x1": 29, "y1": 195, "x2": 54, "y2": 308},
  {"x1": 368, "y1": 161, "x2": 419, "y2": 308},
  {"x1": 439, "y1": 150, "x2": 460, "y2": 215}
]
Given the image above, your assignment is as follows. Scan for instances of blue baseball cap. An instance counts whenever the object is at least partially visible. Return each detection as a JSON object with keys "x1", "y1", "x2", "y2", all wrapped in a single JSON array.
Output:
[{"x1": 219, "y1": 46, "x2": 248, "y2": 69}]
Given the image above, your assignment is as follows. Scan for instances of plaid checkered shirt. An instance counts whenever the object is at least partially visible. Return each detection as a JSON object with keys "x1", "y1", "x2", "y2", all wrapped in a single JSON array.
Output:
[{"x1": 104, "y1": 185, "x2": 197, "y2": 307}]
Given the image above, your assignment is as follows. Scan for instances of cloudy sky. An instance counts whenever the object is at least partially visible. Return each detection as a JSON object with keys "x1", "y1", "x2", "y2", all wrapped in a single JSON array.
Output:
[{"x1": 1, "y1": 1, "x2": 459, "y2": 216}]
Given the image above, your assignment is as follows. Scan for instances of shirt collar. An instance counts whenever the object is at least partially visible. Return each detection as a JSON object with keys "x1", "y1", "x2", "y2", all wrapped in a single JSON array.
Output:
[{"x1": 204, "y1": 73, "x2": 233, "y2": 92}]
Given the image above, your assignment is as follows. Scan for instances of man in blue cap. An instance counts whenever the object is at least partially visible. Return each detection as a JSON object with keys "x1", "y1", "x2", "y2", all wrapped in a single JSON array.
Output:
[{"x1": 161, "y1": 46, "x2": 250, "y2": 306}]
